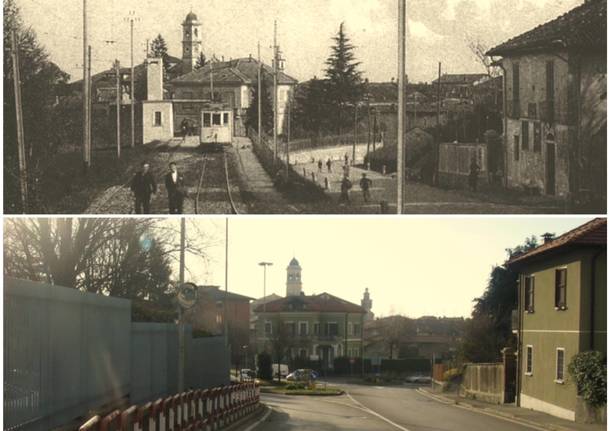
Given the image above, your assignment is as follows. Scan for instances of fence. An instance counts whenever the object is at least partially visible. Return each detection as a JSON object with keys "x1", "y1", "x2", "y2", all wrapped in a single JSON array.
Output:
[
  {"x1": 460, "y1": 363, "x2": 505, "y2": 404},
  {"x1": 4, "y1": 277, "x2": 230, "y2": 431},
  {"x1": 79, "y1": 382, "x2": 260, "y2": 431}
]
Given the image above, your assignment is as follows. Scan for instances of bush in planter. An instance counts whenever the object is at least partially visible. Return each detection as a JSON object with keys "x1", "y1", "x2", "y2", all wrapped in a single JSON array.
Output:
[{"x1": 568, "y1": 351, "x2": 607, "y2": 407}]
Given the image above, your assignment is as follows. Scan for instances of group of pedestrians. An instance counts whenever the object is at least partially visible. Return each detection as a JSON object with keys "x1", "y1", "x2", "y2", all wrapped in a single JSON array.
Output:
[{"x1": 129, "y1": 162, "x2": 186, "y2": 214}]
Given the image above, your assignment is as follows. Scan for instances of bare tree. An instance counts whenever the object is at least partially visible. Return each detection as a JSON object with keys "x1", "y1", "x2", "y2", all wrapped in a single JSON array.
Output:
[{"x1": 467, "y1": 40, "x2": 501, "y2": 78}]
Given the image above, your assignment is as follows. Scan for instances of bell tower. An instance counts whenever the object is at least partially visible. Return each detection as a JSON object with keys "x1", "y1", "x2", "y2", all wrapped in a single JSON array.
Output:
[
  {"x1": 286, "y1": 257, "x2": 302, "y2": 297},
  {"x1": 361, "y1": 288, "x2": 374, "y2": 320},
  {"x1": 182, "y1": 11, "x2": 202, "y2": 74}
]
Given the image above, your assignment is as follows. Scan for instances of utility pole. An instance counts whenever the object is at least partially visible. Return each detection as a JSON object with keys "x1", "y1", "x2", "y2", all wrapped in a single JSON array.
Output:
[
  {"x1": 258, "y1": 262, "x2": 273, "y2": 314},
  {"x1": 125, "y1": 11, "x2": 139, "y2": 148},
  {"x1": 82, "y1": 0, "x2": 90, "y2": 171},
  {"x1": 210, "y1": 58, "x2": 214, "y2": 101},
  {"x1": 285, "y1": 93, "x2": 291, "y2": 177},
  {"x1": 367, "y1": 95, "x2": 371, "y2": 159},
  {"x1": 87, "y1": 45, "x2": 92, "y2": 163},
  {"x1": 257, "y1": 42, "x2": 262, "y2": 144},
  {"x1": 115, "y1": 60, "x2": 121, "y2": 158},
  {"x1": 273, "y1": 20, "x2": 278, "y2": 163},
  {"x1": 353, "y1": 103, "x2": 358, "y2": 164},
  {"x1": 397, "y1": 0, "x2": 406, "y2": 214},
  {"x1": 178, "y1": 217, "x2": 186, "y2": 393},
  {"x1": 11, "y1": 30, "x2": 28, "y2": 212}
]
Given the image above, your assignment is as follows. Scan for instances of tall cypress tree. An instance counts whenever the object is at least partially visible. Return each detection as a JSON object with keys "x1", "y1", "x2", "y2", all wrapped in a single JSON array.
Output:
[
  {"x1": 246, "y1": 70, "x2": 274, "y2": 135},
  {"x1": 150, "y1": 34, "x2": 171, "y2": 77},
  {"x1": 324, "y1": 22, "x2": 363, "y2": 133}
]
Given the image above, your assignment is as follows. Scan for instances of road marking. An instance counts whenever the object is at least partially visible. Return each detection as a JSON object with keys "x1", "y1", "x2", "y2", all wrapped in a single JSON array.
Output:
[
  {"x1": 345, "y1": 392, "x2": 413, "y2": 431},
  {"x1": 415, "y1": 389, "x2": 547, "y2": 431},
  {"x1": 243, "y1": 406, "x2": 272, "y2": 431}
]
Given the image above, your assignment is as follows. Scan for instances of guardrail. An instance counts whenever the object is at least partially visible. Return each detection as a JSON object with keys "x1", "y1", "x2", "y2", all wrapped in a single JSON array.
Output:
[{"x1": 79, "y1": 382, "x2": 259, "y2": 431}]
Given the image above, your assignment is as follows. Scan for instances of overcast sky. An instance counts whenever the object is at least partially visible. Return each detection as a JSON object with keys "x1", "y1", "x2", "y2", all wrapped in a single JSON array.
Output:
[
  {"x1": 177, "y1": 217, "x2": 593, "y2": 318},
  {"x1": 17, "y1": 0, "x2": 582, "y2": 83}
]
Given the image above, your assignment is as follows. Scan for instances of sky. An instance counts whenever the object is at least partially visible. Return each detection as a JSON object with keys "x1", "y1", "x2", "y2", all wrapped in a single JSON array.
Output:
[
  {"x1": 178, "y1": 216, "x2": 594, "y2": 319},
  {"x1": 16, "y1": 0, "x2": 583, "y2": 83}
]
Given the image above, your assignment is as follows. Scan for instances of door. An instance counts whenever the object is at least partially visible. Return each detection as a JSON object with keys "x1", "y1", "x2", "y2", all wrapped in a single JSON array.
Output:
[{"x1": 546, "y1": 141, "x2": 556, "y2": 195}]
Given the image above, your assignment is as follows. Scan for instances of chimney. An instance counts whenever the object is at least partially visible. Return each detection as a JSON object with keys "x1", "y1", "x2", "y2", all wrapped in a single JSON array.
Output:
[{"x1": 542, "y1": 233, "x2": 555, "y2": 244}]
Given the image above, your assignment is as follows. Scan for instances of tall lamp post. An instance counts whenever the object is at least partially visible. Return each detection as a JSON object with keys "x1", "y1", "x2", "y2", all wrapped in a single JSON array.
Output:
[{"x1": 258, "y1": 262, "x2": 273, "y2": 313}]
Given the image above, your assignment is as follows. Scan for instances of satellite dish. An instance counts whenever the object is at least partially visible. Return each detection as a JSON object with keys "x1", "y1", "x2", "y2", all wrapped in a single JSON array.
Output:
[{"x1": 177, "y1": 282, "x2": 198, "y2": 309}]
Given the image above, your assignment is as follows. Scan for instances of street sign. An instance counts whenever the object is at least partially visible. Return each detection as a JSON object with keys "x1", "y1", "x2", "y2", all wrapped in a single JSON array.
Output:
[{"x1": 177, "y1": 282, "x2": 198, "y2": 309}]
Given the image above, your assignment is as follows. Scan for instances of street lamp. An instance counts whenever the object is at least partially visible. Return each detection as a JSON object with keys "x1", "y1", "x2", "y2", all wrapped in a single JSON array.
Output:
[{"x1": 258, "y1": 262, "x2": 273, "y2": 314}]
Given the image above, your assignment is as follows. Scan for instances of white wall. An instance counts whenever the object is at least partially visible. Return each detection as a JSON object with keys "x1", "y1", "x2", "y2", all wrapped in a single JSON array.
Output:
[{"x1": 143, "y1": 101, "x2": 174, "y2": 143}]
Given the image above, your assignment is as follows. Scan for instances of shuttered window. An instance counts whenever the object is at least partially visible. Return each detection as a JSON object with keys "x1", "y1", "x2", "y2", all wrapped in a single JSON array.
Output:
[
  {"x1": 546, "y1": 61, "x2": 555, "y2": 123},
  {"x1": 555, "y1": 268, "x2": 567, "y2": 309},
  {"x1": 526, "y1": 345, "x2": 533, "y2": 375},
  {"x1": 524, "y1": 276, "x2": 535, "y2": 313},
  {"x1": 522, "y1": 121, "x2": 529, "y2": 150},
  {"x1": 556, "y1": 348, "x2": 565, "y2": 382}
]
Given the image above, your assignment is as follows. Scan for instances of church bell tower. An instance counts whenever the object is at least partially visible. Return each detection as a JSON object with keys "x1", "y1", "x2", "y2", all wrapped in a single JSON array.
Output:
[
  {"x1": 182, "y1": 11, "x2": 202, "y2": 74},
  {"x1": 286, "y1": 257, "x2": 302, "y2": 297}
]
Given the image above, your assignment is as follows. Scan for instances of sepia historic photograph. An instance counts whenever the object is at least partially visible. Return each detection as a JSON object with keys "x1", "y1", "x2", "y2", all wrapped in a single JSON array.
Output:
[
  {"x1": 3, "y1": 216, "x2": 607, "y2": 429},
  {"x1": 3, "y1": 0, "x2": 607, "y2": 214}
]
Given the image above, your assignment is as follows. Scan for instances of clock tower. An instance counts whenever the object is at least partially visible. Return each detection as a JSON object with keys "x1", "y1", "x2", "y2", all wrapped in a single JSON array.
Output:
[
  {"x1": 182, "y1": 11, "x2": 202, "y2": 74},
  {"x1": 286, "y1": 257, "x2": 302, "y2": 297}
]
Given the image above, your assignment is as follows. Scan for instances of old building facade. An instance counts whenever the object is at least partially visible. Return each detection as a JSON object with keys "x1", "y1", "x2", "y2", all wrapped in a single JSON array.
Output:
[{"x1": 488, "y1": 0, "x2": 606, "y2": 210}]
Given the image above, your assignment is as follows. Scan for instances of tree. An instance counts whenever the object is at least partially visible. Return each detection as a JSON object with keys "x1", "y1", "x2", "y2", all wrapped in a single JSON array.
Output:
[
  {"x1": 269, "y1": 318, "x2": 293, "y2": 382},
  {"x1": 194, "y1": 52, "x2": 207, "y2": 70},
  {"x1": 245, "y1": 70, "x2": 274, "y2": 135},
  {"x1": 381, "y1": 316, "x2": 416, "y2": 359},
  {"x1": 460, "y1": 236, "x2": 540, "y2": 362},
  {"x1": 324, "y1": 22, "x2": 363, "y2": 134},
  {"x1": 293, "y1": 76, "x2": 330, "y2": 137},
  {"x1": 150, "y1": 34, "x2": 171, "y2": 77},
  {"x1": 4, "y1": 0, "x2": 70, "y2": 213}
]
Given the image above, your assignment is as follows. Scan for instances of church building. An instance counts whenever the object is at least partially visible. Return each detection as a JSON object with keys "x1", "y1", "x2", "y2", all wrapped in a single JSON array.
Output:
[{"x1": 253, "y1": 258, "x2": 367, "y2": 372}]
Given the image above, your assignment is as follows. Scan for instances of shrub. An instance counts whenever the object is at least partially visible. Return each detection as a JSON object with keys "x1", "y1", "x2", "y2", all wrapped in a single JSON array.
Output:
[
  {"x1": 257, "y1": 352, "x2": 273, "y2": 381},
  {"x1": 568, "y1": 351, "x2": 607, "y2": 407},
  {"x1": 286, "y1": 382, "x2": 307, "y2": 390}
]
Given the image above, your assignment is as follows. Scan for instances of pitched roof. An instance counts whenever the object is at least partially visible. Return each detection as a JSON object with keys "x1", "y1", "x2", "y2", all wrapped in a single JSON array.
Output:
[
  {"x1": 198, "y1": 286, "x2": 253, "y2": 302},
  {"x1": 171, "y1": 57, "x2": 298, "y2": 86},
  {"x1": 506, "y1": 218, "x2": 606, "y2": 266},
  {"x1": 487, "y1": 0, "x2": 606, "y2": 56},
  {"x1": 254, "y1": 292, "x2": 366, "y2": 314}
]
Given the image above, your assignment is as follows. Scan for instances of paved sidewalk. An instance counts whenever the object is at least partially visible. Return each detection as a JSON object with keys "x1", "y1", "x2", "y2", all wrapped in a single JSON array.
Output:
[{"x1": 418, "y1": 388, "x2": 605, "y2": 431}]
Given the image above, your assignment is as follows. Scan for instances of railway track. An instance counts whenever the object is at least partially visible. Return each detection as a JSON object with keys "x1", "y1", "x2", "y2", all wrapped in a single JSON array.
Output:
[{"x1": 193, "y1": 148, "x2": 240, "y2": 215}]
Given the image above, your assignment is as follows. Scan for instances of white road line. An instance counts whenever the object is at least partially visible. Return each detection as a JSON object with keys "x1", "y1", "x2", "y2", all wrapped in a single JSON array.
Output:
[
  {"x1": 415, "y1": 389, "x2": 547, "y2": 431},
  {"x1": 345, "y1": 392, "x2": 413, "y2": 431},
  {"x1": 243, "y1": 407, "x2": 272, "y2": 431}
]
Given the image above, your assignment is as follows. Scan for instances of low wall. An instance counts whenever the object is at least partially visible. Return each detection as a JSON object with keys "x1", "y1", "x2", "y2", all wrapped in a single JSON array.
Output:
[{"x1": 460, "y1": 363, "x2": 505, "y2": 405}]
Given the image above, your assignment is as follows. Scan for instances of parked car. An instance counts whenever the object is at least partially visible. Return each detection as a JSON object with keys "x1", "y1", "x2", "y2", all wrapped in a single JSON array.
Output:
[
  {"x1": 240, "y1": 369, "x2": 256, "y2": 381},
  {"x1": 405, "y1": 374, "x2": 431, "y2": 384},
  {"x1": 286, "y1": 369, "x2": 319, "y2": 382}
]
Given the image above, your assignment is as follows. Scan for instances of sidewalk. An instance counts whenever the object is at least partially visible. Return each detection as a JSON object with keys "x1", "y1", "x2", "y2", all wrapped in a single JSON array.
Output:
[{"x1": 418, "y1": 387, "x2": 605, "y2": 431}]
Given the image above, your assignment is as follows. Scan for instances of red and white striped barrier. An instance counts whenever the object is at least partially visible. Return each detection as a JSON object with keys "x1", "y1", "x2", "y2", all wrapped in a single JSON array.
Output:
[{"x1": 78, "y1": 382, "x2": 259, "y2": 431}]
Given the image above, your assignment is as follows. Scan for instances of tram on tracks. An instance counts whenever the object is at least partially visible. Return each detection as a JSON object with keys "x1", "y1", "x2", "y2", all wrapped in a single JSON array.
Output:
[{"x1": 200, "y1": 103, "x2": 233, "y2": 150}]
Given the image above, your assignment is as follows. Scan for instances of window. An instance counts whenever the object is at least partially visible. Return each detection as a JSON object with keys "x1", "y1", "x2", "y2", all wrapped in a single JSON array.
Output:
[
  {"x1": 223, "y1": 112, "x2": 229, "y2": 125},
  {"x1": 313, "y1": 322, "x2": 320, "y2": 335},
  {"x1": 203, "y1": 113, "x2": 211, "y2": 127},
  {"x1": 512, "y1": 62, "x2": 520, "y2": 118},
  {"x1": 521, "y1": 121, "x2": 529, "y2": 150},
  {"x1": 555, "y1": 348, "x2": 565, "y2": 382},
  {"x1": 154, "y1": 111, "x2": 162, "y2": 127},
  {"x1": 299, "y1": 349, "x2": 307, "y2": 359},
  {"x1": 353, "y1": 323, "x2": 361, "y2": 336},
  {"x1": 526, "y1": 345, "x2": 533, "y2": 375},
  {"x1": 212, "y1": 113, "x2": 222, "y2": 126},
  {"x1": 555, "y1": 268, "x2": 567, "y2": 309},
  {"x1": 285, "y1": 322, "x2": 296, "y2": 336},
  {"x1": 514, "y1": 136, "x2": 520, "y2": 161},
  {"x1": 327, "y1": 322, "x2": 338, "y2": 336},
  {"x1": 524, "y1": 276, "x2": 535, "y2": 313},
  {"x1": 534, "y1": 122, "x2": 542, "y2": 152},
  {"x1": 546, "y1": 60, "x2": 555, "y2": 123},
  {"x1": 264, "y1": 321, "x2": 272, "y2": 335},
  {"x1": 299, "y1": 322, "x2": 308, "y2": 336}
]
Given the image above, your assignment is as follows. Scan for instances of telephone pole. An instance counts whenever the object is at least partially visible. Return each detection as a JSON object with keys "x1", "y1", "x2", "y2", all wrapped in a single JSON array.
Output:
[
  {"x1": 125, "y1": 11, "x2": 139, "y2": 148},
  {"x1": 82, "y1": 0, "x2": 90, "y2": 171},
  {"x1": 272, "y1": 20, "x2": 278, "y2": 163},
  {"x1": 224, "y1": 218, "x2": 229, "y2": 348},
  {"x1": 11, "y1": 30, "x2": 28, "y2": 212},
  {"x1": 115, "y1": 60, "x2": 121, "y2": 158},
  {"x1": 178, "y1": 218, "x2": 185, "y2": 393},
  {"x1": 353, "y1": 103, "x2": 358, "y2": 164},
  {"x1": 210, "y1": 59, "x2": 214, "y2": 101},
  {"x1": 285, "y1": 92, "x2": 291, "y2": 177},
  {"x1": 257, "y1": 41, "x2": 262, "y2": 144},
  {"x1": 435, "y1": 62, "x2": 442, "y2": 185},
  {"x1": 397, "y1": 0, "x2": 406, "y2": 214}
]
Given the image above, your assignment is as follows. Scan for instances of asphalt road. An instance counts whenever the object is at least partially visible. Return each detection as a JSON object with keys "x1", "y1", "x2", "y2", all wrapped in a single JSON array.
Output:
[{"x1": 256, "y1": 383, "x2": 538, "y2": 431}]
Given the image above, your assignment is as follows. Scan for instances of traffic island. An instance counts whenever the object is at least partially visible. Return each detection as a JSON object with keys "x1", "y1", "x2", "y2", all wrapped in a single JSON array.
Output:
[{"x1": 260, "y1": 382, "x2": 344, "y2": 396}]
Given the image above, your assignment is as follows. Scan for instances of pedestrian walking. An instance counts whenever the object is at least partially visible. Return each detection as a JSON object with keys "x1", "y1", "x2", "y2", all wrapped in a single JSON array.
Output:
[
  {"x1": 340, "y1": 174, "x2": 352, "y2": 204},
  {"x1": 130, "y1": 162, "x2": 157, "y2": 214},
  {"x1": 180, "y1": 119, "x2": 189, "y2": 142},
  {"x1": 164, "y1": 162, "x2": 186, "y2": 214},
  {"x1": 469, "y1": 156, "x2": 481, "y2": 192},
  {"x1": 326, "y1": 158, "x2": 332, "y2": 173},
  {"x1": 359, "y1": 173, "x2": 372, "y2": 203},
  {"x1": 318, "y1": 159, "x2": 323, "y2": 172},
  {"x1": 344, "y1": 153, "x2": 349, "y2": 166}
]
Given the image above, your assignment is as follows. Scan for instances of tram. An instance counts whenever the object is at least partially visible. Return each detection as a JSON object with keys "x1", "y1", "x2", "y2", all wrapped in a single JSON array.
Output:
[{"x1": 200, "y1": 104, "x2": 233, "y2": 148}]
